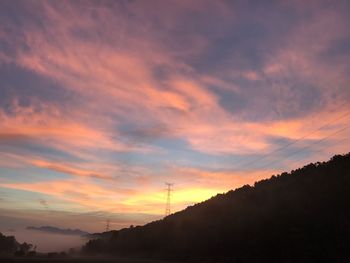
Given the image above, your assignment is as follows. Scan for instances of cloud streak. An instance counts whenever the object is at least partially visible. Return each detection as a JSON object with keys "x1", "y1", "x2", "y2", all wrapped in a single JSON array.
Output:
[{"x1": 0, "y1": 0, "x2": 349, "y2": 226}]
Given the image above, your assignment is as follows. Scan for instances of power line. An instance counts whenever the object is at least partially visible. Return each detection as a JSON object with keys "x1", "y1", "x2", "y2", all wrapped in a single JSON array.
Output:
[
  {"x1": 235, "y1": 106, "x2": 350, "y2": 171},
  {"x1": 287, "y1": 135, "x2": 350, "y2": 168},
  {"x1": 257, "y1": 122, "x2": 350, "y2": 171}
]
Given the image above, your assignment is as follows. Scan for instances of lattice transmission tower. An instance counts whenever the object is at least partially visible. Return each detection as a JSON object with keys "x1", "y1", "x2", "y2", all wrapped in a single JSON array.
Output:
[
  {"x1": 105, "y1": 218, "x2": 110, "y2": 232},
  {"x1": 165, "y1": 183, "x2": 173, "y2": 217}
]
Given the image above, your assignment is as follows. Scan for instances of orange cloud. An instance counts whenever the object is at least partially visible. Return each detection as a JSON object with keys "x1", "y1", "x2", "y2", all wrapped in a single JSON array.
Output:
[
  {"x1": 30, "y1": 159, "x2": 111, "y2": 180},
  {"x1": 0, "y1": 179, "x2": 139, "y2": 212},
  {"x1": 0, "y1": 98, "x2": 148, "y2": 161},
  {"x1": 8, "y1": 1, "x2": 348, "y2": 158},
  {"x1": 1, "y1": 0, "x2": 350, "y2": 222},
  {"x1": 0, "y1": 162, "x2": 276, "y2": 215}
]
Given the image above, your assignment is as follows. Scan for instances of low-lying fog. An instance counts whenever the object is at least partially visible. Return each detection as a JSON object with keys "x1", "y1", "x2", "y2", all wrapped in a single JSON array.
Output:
[{"x1": 2, "y1": 228, "x2": 87, "y2": 253}]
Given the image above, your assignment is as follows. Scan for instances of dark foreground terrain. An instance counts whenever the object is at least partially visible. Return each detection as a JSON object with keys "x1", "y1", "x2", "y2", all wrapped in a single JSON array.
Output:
[
  {"x1": 83, "y1": 153, "x2": 350, "y2": 262},
  {"x1": 0, "y1": 256, "x2": 175, "y2": 263}
]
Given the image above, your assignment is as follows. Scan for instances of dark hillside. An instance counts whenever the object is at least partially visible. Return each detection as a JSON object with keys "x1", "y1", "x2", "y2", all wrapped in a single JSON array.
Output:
[{"x1": 83, "y1": 153, "x2": 350, "y2": 262}]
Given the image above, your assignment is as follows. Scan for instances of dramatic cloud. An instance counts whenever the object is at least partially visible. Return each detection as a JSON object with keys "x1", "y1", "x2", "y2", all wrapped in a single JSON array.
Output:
[{"x1": 0, "y1": 0, "x2": 349, "y2": 232}]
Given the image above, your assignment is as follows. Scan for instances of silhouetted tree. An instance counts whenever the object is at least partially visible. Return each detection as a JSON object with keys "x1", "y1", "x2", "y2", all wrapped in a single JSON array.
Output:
[
  {"x1": 0, "y1": 233, "x2": 19, "y2": 254},
  {"x1": 19, "y1": 242, "x2": 32, "y2": 254},
  {"x1": 0, "y1": 233, "x2": 34, "y2": 256}
]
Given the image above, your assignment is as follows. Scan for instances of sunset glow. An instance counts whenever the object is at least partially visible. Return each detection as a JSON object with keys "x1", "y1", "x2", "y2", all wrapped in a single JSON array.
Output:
[{"x1": 1, "y1": 0, "x2": 350, "y2": 239}]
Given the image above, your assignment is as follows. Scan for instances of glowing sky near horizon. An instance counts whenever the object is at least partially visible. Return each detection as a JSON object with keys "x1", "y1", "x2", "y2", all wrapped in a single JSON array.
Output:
[{"x1": 1, "y1": 0, "x2": 350, "y2": 232}]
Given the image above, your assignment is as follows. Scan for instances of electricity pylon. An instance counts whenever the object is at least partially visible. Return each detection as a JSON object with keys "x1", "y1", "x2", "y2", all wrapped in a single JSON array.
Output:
[
  {"x1": 105, "y1": 218, "x2": 110, "y2": 232},
  {"x1": 165, "y1": 182, "x2": 173, "y2": 217}
]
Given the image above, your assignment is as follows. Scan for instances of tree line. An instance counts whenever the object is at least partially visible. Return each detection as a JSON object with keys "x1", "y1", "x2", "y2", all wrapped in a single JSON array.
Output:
[
  {"x1": 83, "y1": 153, "x2": 350, "y2": 262},
  {"x1": 0, "y1": 232, "x2": 34, "y2": 257}
]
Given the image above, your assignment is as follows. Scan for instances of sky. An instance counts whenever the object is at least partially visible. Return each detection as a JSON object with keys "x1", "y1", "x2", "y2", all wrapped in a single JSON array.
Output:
[{"x1": 1, "y1": 0, "x2": 350, "y2": 242}]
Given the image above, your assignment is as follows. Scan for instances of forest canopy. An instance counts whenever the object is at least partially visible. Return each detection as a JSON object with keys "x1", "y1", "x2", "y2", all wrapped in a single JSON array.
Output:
[{"x1": 83, "y1": 153, "x2": 350, "y2": 262}]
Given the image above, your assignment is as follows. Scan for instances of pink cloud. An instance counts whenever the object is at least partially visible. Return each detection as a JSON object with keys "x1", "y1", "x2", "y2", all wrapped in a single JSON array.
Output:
[
  {"x1": 6, "y1": 1, "x2": 348, "y2": 157},
  {"x1": 29, "y1": 159, "x2": 111, "y2": 180},
  {"x1": 0, "y1": 179, "x2": 139, "y2": 212},
  {"x1": 0, "y1": 0, "x2": 350, "y2": 219}
]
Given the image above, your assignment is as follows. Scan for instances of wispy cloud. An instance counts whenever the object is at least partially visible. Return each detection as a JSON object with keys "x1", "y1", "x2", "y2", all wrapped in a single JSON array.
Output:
[{"x1": 0, "y1": 0, "x2": 349, "y2": 223}]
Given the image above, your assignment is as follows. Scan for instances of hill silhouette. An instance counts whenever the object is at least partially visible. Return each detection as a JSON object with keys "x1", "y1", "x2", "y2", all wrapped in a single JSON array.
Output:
[
  {"x1": 83, "y1": 153, "x2": 350, "y2": 262},
  {"x1": 27, "y1": 226, "x2": 90, "y2": 236}
]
